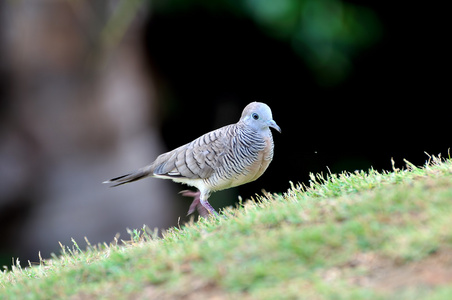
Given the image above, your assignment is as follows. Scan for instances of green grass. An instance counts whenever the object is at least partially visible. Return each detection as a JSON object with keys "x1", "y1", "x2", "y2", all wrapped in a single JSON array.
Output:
[{"x1": 2, "y1": 154, "x2": 452, "y2": 299}]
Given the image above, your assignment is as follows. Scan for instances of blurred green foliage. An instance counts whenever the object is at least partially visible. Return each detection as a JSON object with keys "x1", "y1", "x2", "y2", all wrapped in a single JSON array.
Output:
[{"x1": 151, "y1": 0, "x2": 381, "y2": 86}]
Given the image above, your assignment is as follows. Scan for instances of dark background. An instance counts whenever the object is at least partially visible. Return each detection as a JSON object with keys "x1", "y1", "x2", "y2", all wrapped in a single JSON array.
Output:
[
  {"x1": 145, "y1": 1, "x2": 450, "y2": 192},
  {"x1": 0, "y1": 0, "x2": 449, "y2": 267}
]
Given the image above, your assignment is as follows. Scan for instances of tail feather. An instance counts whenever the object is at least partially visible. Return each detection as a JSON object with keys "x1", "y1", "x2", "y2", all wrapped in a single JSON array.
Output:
[{"x1": 103, "y1": 166, "x2": 152, "y2": 187}]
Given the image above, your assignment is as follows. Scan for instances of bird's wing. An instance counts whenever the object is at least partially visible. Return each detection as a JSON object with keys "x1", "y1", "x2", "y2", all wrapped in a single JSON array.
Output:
[{"x1": 152, "y1": 125, "x2": 232, "y2": 180}]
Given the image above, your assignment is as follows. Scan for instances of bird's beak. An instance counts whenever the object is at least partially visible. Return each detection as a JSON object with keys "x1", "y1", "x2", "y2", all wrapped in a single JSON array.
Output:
[{"x1": 267, "y1": 120, "x2": 281, "y2": 133}]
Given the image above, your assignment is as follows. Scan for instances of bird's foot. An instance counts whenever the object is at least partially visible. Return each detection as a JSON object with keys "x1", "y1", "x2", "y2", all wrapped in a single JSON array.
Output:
[{"x1": 179, "y1": 190, "x2": 218, "y2": 217}]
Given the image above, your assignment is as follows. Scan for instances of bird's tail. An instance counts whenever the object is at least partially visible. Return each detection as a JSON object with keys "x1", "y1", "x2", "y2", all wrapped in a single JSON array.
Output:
[{"x1": 103, "y1": 166, "x2": 153, "y2": 187}]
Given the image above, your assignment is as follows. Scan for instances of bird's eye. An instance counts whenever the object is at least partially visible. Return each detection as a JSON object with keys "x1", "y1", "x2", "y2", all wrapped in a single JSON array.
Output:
[{"x1": 252, "y1": 113, "x2": 259, "y2": 120}]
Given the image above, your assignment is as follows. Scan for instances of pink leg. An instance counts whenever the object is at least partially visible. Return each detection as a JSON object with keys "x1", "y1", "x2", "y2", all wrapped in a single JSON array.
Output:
[{"x1": 179, "y1": 190, "x2": 218, "y2": 217}]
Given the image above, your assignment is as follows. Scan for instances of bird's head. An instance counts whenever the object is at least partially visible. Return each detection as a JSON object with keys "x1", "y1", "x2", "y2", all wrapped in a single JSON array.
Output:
[{"x1": 240, "y1": 102, "x2": 281, "y2": 133}]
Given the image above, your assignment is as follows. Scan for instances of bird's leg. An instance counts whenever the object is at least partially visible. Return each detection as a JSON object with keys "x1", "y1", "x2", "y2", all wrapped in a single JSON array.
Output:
[
  {"x1": 179, "y1": 190, "x2": 200, "y2": 215},
  {"x1": 179, "y1": 190, "x2": 218, "y2": 217},
  {"x1": 199, "y1": 197, "x2": 219, "y2": 217}
]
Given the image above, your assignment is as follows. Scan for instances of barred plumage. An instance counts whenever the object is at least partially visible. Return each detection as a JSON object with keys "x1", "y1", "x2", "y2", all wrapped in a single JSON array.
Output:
[{"x1": 104, "y1": 102, "x2": 281, "y2": 217}]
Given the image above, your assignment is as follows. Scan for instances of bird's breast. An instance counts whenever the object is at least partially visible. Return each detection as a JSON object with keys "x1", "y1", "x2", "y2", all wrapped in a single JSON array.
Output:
[
  {"x1": 248, "y1": 135, "x2": 274, "y2": 181},
  {"x1": 209, "y1": 133, "x2": 274, "y2": 191}
]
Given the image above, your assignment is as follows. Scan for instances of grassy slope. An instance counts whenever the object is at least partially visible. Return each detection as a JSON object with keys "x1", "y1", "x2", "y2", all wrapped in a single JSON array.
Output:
[{"x1": 2, "y1": 156, "x2": 452, "y2": 299}]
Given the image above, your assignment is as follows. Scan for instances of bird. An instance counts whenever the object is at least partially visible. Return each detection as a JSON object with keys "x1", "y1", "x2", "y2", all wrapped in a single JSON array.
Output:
[{"x1": 104, "y1": 102, "x2": 281, "y2": 217}]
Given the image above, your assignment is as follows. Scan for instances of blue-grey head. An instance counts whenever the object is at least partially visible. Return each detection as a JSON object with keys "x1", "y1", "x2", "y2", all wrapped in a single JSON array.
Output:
[{"x1": 240, "y1": 102, "x2": 281, "y2": 133}]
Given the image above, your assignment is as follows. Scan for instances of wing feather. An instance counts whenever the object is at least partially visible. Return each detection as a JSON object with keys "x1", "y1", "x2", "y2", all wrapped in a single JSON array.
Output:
[{"x1": 151, "y1": 125, "x2": 232, "y2": 179}]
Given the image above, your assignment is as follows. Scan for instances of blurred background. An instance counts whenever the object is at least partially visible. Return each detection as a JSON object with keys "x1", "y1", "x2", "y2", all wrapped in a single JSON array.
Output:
[{"x1": 0, "y1": 0, "x2": 449, "y2": 267}]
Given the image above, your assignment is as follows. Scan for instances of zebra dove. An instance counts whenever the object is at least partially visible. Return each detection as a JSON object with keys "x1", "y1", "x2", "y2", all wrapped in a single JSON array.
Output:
[{"x1": 104, "y1": 102, "x2": 281, "y2": 217}]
